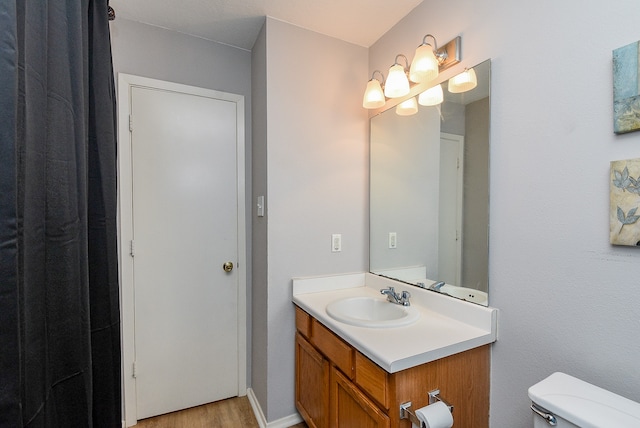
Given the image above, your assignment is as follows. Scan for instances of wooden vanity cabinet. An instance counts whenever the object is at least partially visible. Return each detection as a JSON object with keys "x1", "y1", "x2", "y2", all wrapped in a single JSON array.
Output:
[
  {"x1": 331, "y1": 366, "x2": 390, "y2": 428},
  {"x1": 295, "y1": 306, "x2": 490, "y2": 428},
  {"x1": 295, "y1": 332, "x2": 329, "y2": 428}
]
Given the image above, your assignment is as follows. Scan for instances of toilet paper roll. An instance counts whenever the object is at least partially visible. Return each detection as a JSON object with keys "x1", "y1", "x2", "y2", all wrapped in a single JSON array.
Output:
[{"x1": 415, "y1": 401, "x2": 453, "y2": 428}]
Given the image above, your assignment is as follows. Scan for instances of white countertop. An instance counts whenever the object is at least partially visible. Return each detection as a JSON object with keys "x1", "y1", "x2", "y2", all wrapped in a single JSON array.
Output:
[{"x1": 292, "y1": 272, "x2": 498, "y2": 373}]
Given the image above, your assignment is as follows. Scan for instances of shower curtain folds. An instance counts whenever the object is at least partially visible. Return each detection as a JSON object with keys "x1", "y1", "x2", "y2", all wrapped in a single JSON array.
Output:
[{"x1": 0, "y1": 1, "x2": 121, "y2": 426}]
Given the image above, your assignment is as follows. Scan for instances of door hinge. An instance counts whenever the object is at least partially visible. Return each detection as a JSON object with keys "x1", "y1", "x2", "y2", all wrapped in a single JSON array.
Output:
[
  {"x1": 129, "y1": 115, "x2": 133, "y2": 132},
  {"x1": 129, "y1": 240, "x2": 135, "y2": 257},
  {"x1": 132, "y1": 361, "x2": 137, "y2": 378}
]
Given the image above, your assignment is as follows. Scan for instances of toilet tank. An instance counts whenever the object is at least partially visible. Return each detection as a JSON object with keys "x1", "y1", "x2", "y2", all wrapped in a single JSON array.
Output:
[{"x1": 528, "y1": 372, "x2": 640, "y2": 428}]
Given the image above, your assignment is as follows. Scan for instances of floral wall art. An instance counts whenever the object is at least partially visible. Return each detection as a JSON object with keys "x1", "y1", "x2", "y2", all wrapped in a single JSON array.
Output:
[
  {"x1": 613, "y1": 41, "x2": 640, "y2": 134},
  {"x1": 610, "y1": 158, "x2": 640, "y2": 246}
]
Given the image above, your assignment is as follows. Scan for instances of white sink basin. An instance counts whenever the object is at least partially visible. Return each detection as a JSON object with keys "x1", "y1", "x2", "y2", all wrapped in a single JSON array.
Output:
[
  {"x1": 326, "y1": 296, "x2": 420, "y2": 328},
  {"x1": 440, "y1": 285, "x2": 488, "y2": 305}
]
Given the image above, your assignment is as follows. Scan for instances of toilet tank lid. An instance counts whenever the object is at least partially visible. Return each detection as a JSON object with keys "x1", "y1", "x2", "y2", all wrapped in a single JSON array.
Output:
[{"x1": 528, "y1": 372, "x2": 640, "y2": 428}]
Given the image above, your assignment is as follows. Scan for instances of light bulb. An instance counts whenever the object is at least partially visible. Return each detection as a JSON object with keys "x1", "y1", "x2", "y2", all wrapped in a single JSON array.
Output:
[
  {"x1": 409, "y1": 44, "x2": 439, "y2": 83},
  {"x1": 418, "y1": 84, "x2": 443, "y2": 106},
  {"x1": 396, "y1": 97, "x2": 418, "y2": 116},
  {"x1": 384, "y1": 64, "x2": 410, "y2": 98},
  {"x1": 362, "y1": 79, "x2": 385, "y2": 109},
  {"x1": 448, "y1": 68, "x2": 477, "y2": 93}
]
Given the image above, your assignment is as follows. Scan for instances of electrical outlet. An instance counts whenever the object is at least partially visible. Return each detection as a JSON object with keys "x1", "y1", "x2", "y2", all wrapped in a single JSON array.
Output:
[
  {"x1": 332, "y1": 234, "x2": 342, "y2": 252},
  {"x1": 389, "y1": 232, "x2": 397, "y2": 249}
]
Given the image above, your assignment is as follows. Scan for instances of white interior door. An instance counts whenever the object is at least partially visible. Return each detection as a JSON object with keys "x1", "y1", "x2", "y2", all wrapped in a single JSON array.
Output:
[
  {"x1": 117, "y1": 75, "x2": 246, "y2": 424},
  {"x1": 438, "y1": 133, "x2": 464, "y2": 285}
]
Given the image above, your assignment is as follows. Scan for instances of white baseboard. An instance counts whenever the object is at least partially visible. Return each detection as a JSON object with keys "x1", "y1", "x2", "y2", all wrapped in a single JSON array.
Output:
[{"x1": 246, "y1": 388, "x2": 303, "y2": 428}]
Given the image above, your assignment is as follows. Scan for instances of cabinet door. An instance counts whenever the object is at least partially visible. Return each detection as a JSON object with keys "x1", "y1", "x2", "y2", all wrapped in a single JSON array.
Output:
[
  {"x1": 330, "y1": 366, "x2": 390, "y2": 428},
  {"x1": 296, "y1": 333, "x2": 330, "y2": 428}
]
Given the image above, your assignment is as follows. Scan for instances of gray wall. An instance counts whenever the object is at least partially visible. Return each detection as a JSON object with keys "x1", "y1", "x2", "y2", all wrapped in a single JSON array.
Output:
[
  {"x1": 370, "y1": 106, "x2": 441, "y2": 274},
  {"x1": 370, "y1": 0, "x2": 640, "y2": 426},
  {"x1": 110, "y1": 18, "x2": 252, "y2": 101},
  {"x1": 109, "y1": 15, "x2": 255, "y2": 400},
  {"x1": 111, "y1": 1, "x2": 640, "y2": 425},
  {"x1": 463, "y1": 97, "x2": 489, "y2": 292},
  {"x1": 253, "y1": 18, "x2": 369, "y2": 421},
  {"x1": 250, "y1": 22, "x2": 268, "y2": 418}
]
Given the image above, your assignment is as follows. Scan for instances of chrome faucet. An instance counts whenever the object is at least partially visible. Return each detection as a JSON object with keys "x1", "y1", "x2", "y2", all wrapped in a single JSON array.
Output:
[
  {"x1": 429, "y1": 281, "x2": 446, "y2": 291},
  {"x1": 380, "y1": 286, "x2": 411, "y2": 306}
]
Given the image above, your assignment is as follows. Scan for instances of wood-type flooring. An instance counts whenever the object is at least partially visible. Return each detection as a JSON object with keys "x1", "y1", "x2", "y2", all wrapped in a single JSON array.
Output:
[{"x1": 134, "y1": 396, "x2": 307, "y2": 428}]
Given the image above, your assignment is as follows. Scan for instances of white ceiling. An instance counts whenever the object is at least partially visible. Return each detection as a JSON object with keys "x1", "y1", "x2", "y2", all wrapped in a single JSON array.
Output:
[{"x1": 108, "y1": 0, "x2": 424, "y2": 50}]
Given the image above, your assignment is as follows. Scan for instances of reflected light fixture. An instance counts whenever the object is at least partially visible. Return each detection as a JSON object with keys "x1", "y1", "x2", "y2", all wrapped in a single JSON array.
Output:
[
  {"x1": 362, "y1": 70, "x2": 386, "y2": 109},
  {"x1": 409, "y1": 34, "x2": 444, "y2": 83},
  {"x1": 384, "y1": 54, "x2": 411, "y2": 98},
  {"x1": 448, "y1": 67, "x2": 477, "y2": 93},
  {"x1": 396, "y1": 97, "x2": 418, "y2": 116},
  {"x1": 418, "y1": 84, "x2": 444, "y2": 106}
]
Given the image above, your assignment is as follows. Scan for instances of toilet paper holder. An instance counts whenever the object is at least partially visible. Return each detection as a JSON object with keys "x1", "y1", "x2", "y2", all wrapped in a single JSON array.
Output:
[{"x1": 400, "y1": 389, "x2": 453, "y2": 426}]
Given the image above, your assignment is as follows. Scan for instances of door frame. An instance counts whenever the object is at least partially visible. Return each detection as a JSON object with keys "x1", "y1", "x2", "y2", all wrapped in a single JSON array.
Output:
[
  {"x1": 116, "y1": 73, "x2": 247, "y2": 426},
  {"x1": 439, "y1": 132, "x2": 464, "y2": 286}
]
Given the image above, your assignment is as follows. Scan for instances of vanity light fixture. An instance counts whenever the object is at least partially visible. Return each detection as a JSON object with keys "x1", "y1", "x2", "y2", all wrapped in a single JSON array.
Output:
[
  {"x1": 384, "y1": 54, "x2": 411, "y2": 98},
  {"x1": 448, "y1": 67, "x2": 477, "y2": 93},
  {"x1": 409, "y1": 34, "x2": 445, "y2": 83},
  {"x1": 362, "y1": 35, "x2": 461, "y2": 109},
  {"x1": 395, "y1": 97, "x2": 419, "y2": 116},
  {"x1": 362, "y1": 70, "x2": 386, "y2": 109},
  {"x1": 418, "y1": 84, "x2": 444, "y2": 106}
]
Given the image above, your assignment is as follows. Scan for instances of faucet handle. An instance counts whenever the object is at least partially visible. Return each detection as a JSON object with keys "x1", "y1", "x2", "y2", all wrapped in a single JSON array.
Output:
[
  {"x1": 399, "y1": 290, "x2": 411, "y2": 306},
  {"x1": 380, "y1": 286, "x2": 395, "y2": 294}
]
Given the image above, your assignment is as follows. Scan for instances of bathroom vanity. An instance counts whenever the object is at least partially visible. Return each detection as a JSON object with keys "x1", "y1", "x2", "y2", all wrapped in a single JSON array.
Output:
[{"x1": 292, "y1": 273, "x2": 497, "y2": 428}]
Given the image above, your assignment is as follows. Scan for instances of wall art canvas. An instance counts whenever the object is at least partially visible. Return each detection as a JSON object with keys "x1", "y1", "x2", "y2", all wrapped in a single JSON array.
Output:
[
  {"x1": 613, "y1": 41, "x2": 640, "y2": 134},
  {"x1": 610, "y1": 158, "x2": 640, "y2": 246}
]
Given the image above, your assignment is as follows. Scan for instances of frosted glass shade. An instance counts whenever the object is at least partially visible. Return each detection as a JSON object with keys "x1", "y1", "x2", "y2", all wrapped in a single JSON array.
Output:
[
  {"x1": 409, "y1": 44, "x2": 439, "y2": 83},
  {"x1": 418, "y1": 84, "x2": 443, "y2": 106},
  {"x1": 384, "y1": 64, "x2": 410, "y2": 98},
  {"x1": 448, "y1": 68, "x2": 477, "y2": 93},
  {"x1": 362, "y1": 79, "x2": 386, "y2": 109},
  {"x1": 396, "y1": 97, "x2": 418, "y2": 116}
]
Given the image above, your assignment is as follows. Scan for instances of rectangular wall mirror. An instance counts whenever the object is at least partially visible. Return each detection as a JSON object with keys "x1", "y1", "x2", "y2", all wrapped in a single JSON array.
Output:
[{"x1": 370, "y1": 59, "x2": 491, "y2": 305}]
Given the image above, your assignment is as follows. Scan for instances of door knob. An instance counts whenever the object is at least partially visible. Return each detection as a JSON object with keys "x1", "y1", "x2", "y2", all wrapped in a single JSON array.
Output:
[{"x1": 223, "y1": 261, "x2": 234, "y2": 273}]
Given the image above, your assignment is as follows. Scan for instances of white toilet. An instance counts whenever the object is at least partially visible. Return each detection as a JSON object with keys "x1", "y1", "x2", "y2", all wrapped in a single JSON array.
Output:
[{"x1": 528, "y1": 372, "x2": 640, "y2": 427}]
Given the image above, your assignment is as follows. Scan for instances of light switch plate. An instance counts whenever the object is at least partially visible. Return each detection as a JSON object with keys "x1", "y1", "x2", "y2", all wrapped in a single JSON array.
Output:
[
  {"x1": 332, "y1": 234, "x2": 342, "y2": 252},
  {"x1": 256, "y1": 196, "x2": 264, "y2": 217},
  {"x1": 389, "y1": 232, "x2": 397, "y2": 249}
]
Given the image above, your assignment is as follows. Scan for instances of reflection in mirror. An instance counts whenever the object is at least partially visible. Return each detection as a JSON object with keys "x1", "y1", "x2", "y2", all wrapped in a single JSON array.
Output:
[{"x1": 370, "y1": 60, "x2": 490, "y2": 305}]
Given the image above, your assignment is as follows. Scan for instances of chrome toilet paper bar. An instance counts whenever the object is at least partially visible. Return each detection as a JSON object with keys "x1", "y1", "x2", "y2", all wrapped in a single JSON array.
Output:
[
  {"x1": 399, "y1": 401, "x2": 422, "y2": 427},
  {"x1": 400, "y1": 389, "x2": 453, "y2": 426},
  {"x1": 428, "y1": 389, "x2": 453, "y2": 411}
]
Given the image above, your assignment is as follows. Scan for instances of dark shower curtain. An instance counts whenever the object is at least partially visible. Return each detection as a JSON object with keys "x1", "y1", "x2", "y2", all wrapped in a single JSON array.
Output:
[{"x1": 0, "y1": 1, "x2": 121, "y2": 427}]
